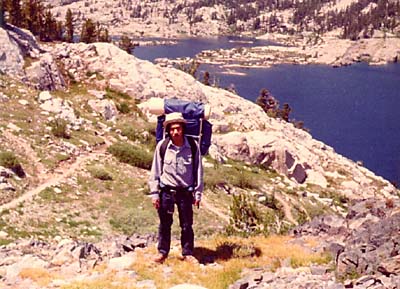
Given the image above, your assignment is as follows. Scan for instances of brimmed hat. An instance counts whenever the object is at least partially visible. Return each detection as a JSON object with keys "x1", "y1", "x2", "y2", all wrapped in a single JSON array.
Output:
[{"x1": 163, "y1": 112, "x2": 187, "y2": 127}]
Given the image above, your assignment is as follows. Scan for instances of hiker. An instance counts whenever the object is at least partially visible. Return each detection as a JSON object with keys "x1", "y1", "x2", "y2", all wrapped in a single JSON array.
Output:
[{"x1": 148, "y1": 112, "x2": 203, "y2": 264}]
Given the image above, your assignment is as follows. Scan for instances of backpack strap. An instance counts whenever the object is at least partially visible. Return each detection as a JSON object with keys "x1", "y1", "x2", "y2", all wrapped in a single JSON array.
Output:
[
  {"x1": 159, "y1": 136, "x2": 170, "y2": 171},
  {"x1": 187, "y1": 136, "x2": 198, "y2": 187},
  {"x1": 159, "y1": 136, "x2": 198, "y2": 187}
]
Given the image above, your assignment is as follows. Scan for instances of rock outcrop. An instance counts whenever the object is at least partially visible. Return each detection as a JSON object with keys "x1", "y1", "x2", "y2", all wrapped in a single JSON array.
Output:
[
  {"x1": 25, "y1": 53, "x2": 66, "y2": 91},
  {"x1": 292, "y1": 198, "x2": 400, "y2": 288},
  {"x1": 0, "y1": 26, "x2": 65, "y2": 90},
  {"x1": 0, "y1": 27, "x2": 26, "y2": 76},
  {"x1": 229, "y1": 198, "x2": 400, "y2": 289},
  {"x1": 0, "y1": 234, "x2": 156, "y2": 289}
]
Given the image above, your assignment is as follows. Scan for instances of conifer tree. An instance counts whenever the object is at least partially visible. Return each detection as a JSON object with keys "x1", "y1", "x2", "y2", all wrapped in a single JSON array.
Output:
[
  {"x1": 80, "y1": 18, "x2": 96, "y2": 43},
  {"x1": 22, "y1": 0, "x2": 44, "y2": 35},
  {"x1": 42, "y1": 9, "x2": 55, "y2": 41},
  {"x1": 256, "y1": 88, "x2": 271, "y2": 112},
  {"x1": 0, "y1": 0, "x2": 5, "y2": 27},
  {"x1": 65, "y1": 8, "x2": 74, "y2": 43},
  {"x1": 5, "y1": 0, "x2": 22, "y2": 26},
  {"x1": 55, "y1": 20, "x2": 63, "y2": 41},
  {"x1": 96, "y1": 21, "x2": 110, "y2": 42},
  {"x1": 202, "y1": 71, "x2": 210, "y2": 86},
  {"x1": 119, "y1": 35, "x2": 136, "y2": 53}
]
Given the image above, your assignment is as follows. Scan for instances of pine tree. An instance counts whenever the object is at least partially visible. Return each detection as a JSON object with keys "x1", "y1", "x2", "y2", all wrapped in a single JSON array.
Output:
[
  {"x1": 0, "y1": 0, "x2": 5, "y2": 27},
  {"x1": 256, "y1": 88, "x2": 279, "y2": 118},
  {"x1": 22, "y1": 0, "x2": 45, "y2": 35},
  {"x1": 202, "y1": 71, "x2": 210, "y2": 86},
  {"x1": 80, "y1": 18, "x2": 96, "y2": 43},
  {"x1": 5, "y1": 0, "x2": 22, "y2": 26},
  {"x1": 55, "y1": 20, "x2": 63, "y2": 41},
  {"x1": 42, "y1": 9, "x2": 55, "y2": 41},
  {"x1": 96, "y1": 22, "x2": 110, "y2": 42},
  {"x1": 65, "y1": 8, "x2": 74, "y2": 43},
  {"x1": 119, "y1": 35, "x2": 136, "y2": 53},
  {"x1": 256, "y1": 88, "x2": 271, "y2": 112},
  {"x1": 278, "y1": 103, "x2": 292, "y2": 122}
]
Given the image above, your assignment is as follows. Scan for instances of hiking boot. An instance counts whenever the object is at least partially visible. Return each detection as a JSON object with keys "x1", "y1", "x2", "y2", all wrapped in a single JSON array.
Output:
[
  {"x1": 153, "y1": 253, "x2": 167, "y2": 264},
  {"x1": 181, "y1": 255, "x2": 199, "y2": 264}
]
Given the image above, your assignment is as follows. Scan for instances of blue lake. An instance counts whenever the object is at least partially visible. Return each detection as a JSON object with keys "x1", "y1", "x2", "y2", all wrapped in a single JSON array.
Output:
[
  {"x1": 133, "y1": 37, "x2": 400, "y2": 186},
  {"x1": 133, "y1": 36, "x2": 276, "y2": 60}
]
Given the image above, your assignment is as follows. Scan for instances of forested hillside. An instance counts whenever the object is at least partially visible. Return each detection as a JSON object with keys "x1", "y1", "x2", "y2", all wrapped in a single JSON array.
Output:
[{"x1": 2, "y1": 0, "x2": 399, "y2": 44}]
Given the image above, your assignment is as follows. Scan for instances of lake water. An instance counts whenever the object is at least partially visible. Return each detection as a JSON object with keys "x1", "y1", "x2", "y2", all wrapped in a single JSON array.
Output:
[
  {"x1": 133, "y1": 37, "x2": 400, "y2": 186},
  {"x1": 133, "y1": 36, "x2": 276, "y2": 61}
]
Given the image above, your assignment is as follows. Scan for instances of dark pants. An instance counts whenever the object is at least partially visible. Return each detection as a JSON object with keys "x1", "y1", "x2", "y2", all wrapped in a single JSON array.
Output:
[{"x1": 157, "y1": 189, "x2": 194, "y2": 256}]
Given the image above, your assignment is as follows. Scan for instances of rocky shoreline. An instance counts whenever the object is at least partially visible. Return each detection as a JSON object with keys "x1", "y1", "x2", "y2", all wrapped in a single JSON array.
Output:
[
  {"x1": 41, "y1": 0, "x2": 400, "y2": 69},
  {"x1": 154, "y1": 32, "x2": 400, "y2": 71}
]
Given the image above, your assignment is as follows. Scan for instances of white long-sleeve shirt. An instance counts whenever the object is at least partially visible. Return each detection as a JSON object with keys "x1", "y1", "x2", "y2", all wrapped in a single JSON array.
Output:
[{"x1": 148, "y1": 137, "x2": 203, "y2": 201}]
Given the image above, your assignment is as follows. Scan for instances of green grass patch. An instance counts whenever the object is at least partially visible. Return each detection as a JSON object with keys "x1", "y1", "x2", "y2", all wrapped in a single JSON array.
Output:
[
  {"x1": 69, "y1": 83, "x2": 89, "y2": 96},
  {"x1": 0, "y1": 239, "x2": 12, "y2": 246},
  {"x1": 290, "y1": 251, "x2": 332, "y2": 268},
  {"x1": 77, "y1": 164, "x2": 158, "y2": 236},
  {"x1": 120, "y1": 124, "x2": 156, "y2": 147},
  {"x1": 107, "y1": 189, "x2": 157, "y2": 235},
  {"x1": 38, "y1": 187, "x2": 73, "y2": 203},
  {"x1": 204, "y1": 161, "x2": 264, "y2": 191},
  {"x1": 105, "y1": 87, "x2": 131, "y2": 100},
  {"x1": 302, "y1": 198, "x2": 332, "y2": 219},
  {"x1": 318, "y1": 190, "x2": 349, "y2": 208}
]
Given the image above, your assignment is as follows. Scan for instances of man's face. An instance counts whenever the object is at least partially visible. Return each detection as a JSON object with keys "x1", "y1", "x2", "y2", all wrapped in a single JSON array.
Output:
[{"x1": 169, "y1": 123, "x2": 184, "y2": 140}]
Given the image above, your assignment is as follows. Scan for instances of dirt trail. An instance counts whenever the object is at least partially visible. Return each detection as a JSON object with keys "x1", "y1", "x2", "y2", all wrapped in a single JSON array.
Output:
[
  {"x1": 0, "y1": 135, "x2": 107, "y2": 212},
  {"x1": 201, "y1": 196, "x2": 230, "y2": 223},
  {"x1": 261, "y1": 185, "x2": 300, "y2": 225},
  {"x1": 274, "y1": 193, "x2": 298, "y2": 225}
]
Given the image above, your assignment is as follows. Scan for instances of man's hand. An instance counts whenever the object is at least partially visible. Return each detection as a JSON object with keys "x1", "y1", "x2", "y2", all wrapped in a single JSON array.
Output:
[
  {"x1": 152, "y1": 198, "x2": 160, "y2": 210},
  {"x1": 194, "y1": 199, "x2": 200, "y2": 209}
]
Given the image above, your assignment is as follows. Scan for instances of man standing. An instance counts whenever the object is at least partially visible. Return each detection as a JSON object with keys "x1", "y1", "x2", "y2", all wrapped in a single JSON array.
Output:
[{"x1": 148, "y1": 112, "x2": 203, "y2": 264}]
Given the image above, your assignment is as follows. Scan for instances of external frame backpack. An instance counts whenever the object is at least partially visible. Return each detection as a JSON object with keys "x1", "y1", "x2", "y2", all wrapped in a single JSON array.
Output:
[
  {"x1": 155, "y1": 98, "x2": 212, "y2": 156},
  {"x1": 156, "y1": 98, "x2": 213, "y2": 187}
]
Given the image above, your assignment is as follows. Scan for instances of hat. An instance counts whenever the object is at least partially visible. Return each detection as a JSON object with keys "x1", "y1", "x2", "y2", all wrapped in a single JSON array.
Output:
[{"x1": 163, "y1": 112, "x2": 187, "y2": 127}]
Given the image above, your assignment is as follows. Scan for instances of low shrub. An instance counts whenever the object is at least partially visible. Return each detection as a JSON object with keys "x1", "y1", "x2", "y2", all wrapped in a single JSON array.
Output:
[
  {"x1": 116, "y1": 102, "x2": 131, "y2": 114},
  {"x1": 0, "y1": 151, "x2": 20, "y2": 169},
  {"x1": 88, "y1": 165, "x2": 113, "y2": 181},
  {"x1": 0, "y1": 151, "x2": 25, "y2": 177},
  {"x1": 105, "y1": 87, "x2": 131, "y2": 100},
  {"x1": 107, "y1": 143, "x2": 153, "y2": 170},
  {"x1": 230, "y1": 169, "x2": 259, "y2": 190},
  {"x1": 226, "y1": 193, "x2": 263, "y2": 237},
  {"x1": 225, "y1": 192, "x2": 287, "y2": 237},
  {"x1": 215, "y1": 241, "x2": 260, "y2": 259},
  {"x1": 49, "y1": 118, "x2": 70, "y2": 139}
]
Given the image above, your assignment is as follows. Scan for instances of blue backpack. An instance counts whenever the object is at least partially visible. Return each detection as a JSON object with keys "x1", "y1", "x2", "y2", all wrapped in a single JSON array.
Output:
[{"x1": 156, "y1": 98, "x2": 213, "y2": 156}]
